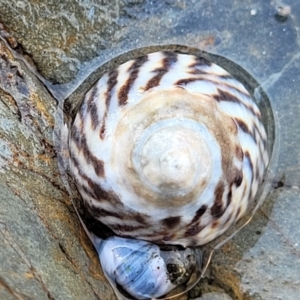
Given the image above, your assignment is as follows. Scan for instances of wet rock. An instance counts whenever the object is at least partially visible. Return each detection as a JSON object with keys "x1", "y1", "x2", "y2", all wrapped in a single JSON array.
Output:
[
  {"x1": 0, "y1": 40, "x2": 114, "y2": 300},
  {"x1": 1, "y1": 0, "x2": 297, "y2": 87},
  {"x1": 194, "y1": 292, "x2": 233, "y2": 300},
  {"x1": 0, "y1": 0, "x2": 144, "y2": 83}
]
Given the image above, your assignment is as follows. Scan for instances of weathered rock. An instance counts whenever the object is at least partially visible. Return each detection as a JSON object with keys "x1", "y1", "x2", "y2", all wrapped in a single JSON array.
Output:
[
  {"x1": 195, "y1": 292, "x2": 233, "y2": 300},
  {"x1": 0, "y1": 39, "x2": 115, "y2": 300}
]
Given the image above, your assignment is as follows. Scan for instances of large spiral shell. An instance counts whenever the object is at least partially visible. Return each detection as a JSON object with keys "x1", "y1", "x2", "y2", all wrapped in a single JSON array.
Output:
[{"x1": 69, "y1": 51, "x2": 269, "y2": 247}]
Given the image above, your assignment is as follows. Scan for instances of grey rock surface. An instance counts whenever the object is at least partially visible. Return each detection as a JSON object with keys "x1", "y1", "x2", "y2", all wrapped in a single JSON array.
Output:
[
  {"x1": 0, "y1": 1, "x2": 299, "y2": 300},
  {"x1": 0, "y1": 39, "x2": 114, "y2": 299}
]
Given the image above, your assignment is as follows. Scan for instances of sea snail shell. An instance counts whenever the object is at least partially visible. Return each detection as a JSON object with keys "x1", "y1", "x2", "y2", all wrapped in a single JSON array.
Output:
[
  {"x1": 95, "y1": 236, "x2": 201, "y2": 299},
  {"x1": 69, "y1": 51, "x2": 269, "y2": 248}
]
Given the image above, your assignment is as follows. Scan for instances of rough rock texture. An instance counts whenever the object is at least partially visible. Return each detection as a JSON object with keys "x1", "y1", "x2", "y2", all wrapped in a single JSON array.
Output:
[
  {"x1": 0, "y1": 39, "x2": 114, "y2": 300},
  {"x1": 195, "y1": 293, "x2": 233, "y2": 300}
]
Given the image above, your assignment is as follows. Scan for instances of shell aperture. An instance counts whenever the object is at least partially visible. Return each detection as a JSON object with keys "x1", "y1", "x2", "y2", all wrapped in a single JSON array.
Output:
[{"x1": 68, "y1": 50, "x2": 269, "y2": 299}]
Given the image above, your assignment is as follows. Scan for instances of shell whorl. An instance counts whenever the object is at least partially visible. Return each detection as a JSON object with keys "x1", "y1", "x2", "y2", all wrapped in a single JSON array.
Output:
[
  {"x1": 69, "y1": 51, "x2": 268, "y2": 247},
  {"x1": 97, "y1": 236, "x2": 198, "y2": 299}
]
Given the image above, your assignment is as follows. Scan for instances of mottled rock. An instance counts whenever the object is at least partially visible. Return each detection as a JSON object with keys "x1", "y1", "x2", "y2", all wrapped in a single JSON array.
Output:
[
  {"x1": 195, "y1": 292, "x2": 233, "y2": 300},
  {"x1": 0, "y1": 39, "x2": 114, "y2": 300}
]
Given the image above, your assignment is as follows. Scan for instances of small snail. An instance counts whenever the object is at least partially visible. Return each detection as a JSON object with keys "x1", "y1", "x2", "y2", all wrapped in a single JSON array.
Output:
[
  {"x1": 94, "y1": 236, "x2": 201, "y2": 299},
  {"x1": 68, "y1": 51, "x2": 269, "y2": 299}
]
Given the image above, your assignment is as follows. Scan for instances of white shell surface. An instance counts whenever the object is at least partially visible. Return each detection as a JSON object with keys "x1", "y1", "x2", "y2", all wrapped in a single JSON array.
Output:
[
  {"x1": 97, "y1": 236, "x2": 195, "y2": 299},
  {"x1": 69, "y1": 51, "x2": 269, "y2": 247}
]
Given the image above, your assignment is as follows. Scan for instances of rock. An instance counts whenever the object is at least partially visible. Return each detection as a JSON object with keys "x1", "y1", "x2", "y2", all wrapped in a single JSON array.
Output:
[
  {"x1": 0, "y1": 38, "x2": 115, "y2": 300},
  {"x1": 194, "y1": 292, "x2": 233, "y2": 300}
]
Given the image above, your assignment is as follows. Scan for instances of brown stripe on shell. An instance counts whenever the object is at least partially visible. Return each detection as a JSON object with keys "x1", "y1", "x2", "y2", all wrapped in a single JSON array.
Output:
[
  {"x1": 235, "y1": 118, "x2": 251, "y2": 135},
  {"x1": 174, "y1": 77, "x2": 249, "y2": 103},
  {"x1": 70, "y1": 126, "x2": 105, "y2": 178},
  {"x1": 244, "y1": 151, "x2": 254, "y2": 177},
  {"x1": 71, "y1": 125, "x2": 105, "y2": 177},
  {"x1": 188, "y1": 56, "x2": 212, "y2": 74},
  {"x1": 109, "y1": 223, "x2": 146, "y2": 233},
  {"x1": 69, "y1": 154, "x2": 99, "y2": 201},
  {"x1": 254, "y1": 130, "x2": 266, "y2": 166},
  {"x1": 80, "y1": 181, "x2": 121, "y2": 207},
  {"x1": 89, "y1": 205, "x2": 126, "y2": 219},
  {"x1": 70, "y1": 131, "x2": 105, "y2": 177},
  {"x1": 188, "y1": 69, "x2": 206, "y2": 75},
  {"x1": 212, "y1": 220, "x2": 219, "y2": 229},
  {"x1": 100, "y1": 69, "x2": 119, "y2": 139},
  {"x1": 162, "y1": 234, "x2": 176, "y2": 242},
  {"x1": 236, "y1": 145, "x2": 244, "y2": 161},
  {"x1": 106, "y1": 69, "x2": 119, "y2": 104},
  {"x1": 184, "y1": 223, "x2": 205, "y2": 237},
  {"x1": 83, "y1": 214, "x2": 115, "y2": 239},
  {"x1": 175, "y1": 75, "x2": 249, "y2": 104},
  {"x1": 253, "y1": 122, "x2": 265, "y2": 144},
  {"x1": 88, "y1": 204, "x2": 150, "y2": 226},
  {"x1": 100, "y1": 122, "x2": 106, "y2": 139},
  {"x1": 86, "y1": 84, "x2": 99, "y2": 130},
  {"x1": 246, "y1": 103, "x2": 262, "y2": 119},
  {"x1": 175, "y1": 77, "x2": 204, "y2": 86},
  {"x1": 118, "y1": 55, "x2": 149, "y2": 106},
  {"x1": 84, "y1": 184, "x2": 151, "y2": 225},
  {"x1": 194, "y1": 55, "x2": 212, "y2": 67},
  {"x1": 144, "y1": 51, "x2": 178, "y2": 91},
  {"x1": 83, "y1": 137, "x2": 104, "y2": 177},
  {"x1": 190, "y1": 205, "x2": 207, "y2": 224},
  {"x1": 211, "y1": 182, "x2": 225, "y2": 219},
  {"x1": 252, "y1": 127, "x2": 259, "y2": 145},
  {"x1": 161, "y1": 216, "x2": 181, "y2": 229},
  {"x1": 214, "y1": 88, "x2": 260, "y2": 118},
  {"x1": 233, "y1": 169, "x2": 243, "y2": 187},
  {"x1": 77, "y1": 98, "x2": 87, "y2": 128},
  {"x1": 80, "y1": 184, "x2": 104, "y2": 203},
  {"x1": 134, "y1": 214, "x2": 149, "y2": 225},
  {"x1": 87, "y1": 180, "x2": 119, "y2": 205},
  {"x1": 220, "y1": 74, "x2": 233, "y2": 79},
  {"x1": 254, "y1": 166, "x2": 261, "y2": 182},
  {"x1": 70, "y1": 152, "x2": 153, "y2": 226},
  {"x1": 213, "y1": 88, "x2": 240, "y2": 103},
  {"x1": 70, "y1": 126, "x2": 81, "y2": 148},
  {"x1": 69, "y1": 152, "x2": 111, "y2": 202},
  {"x1": 233, "y1": 150, "x2": 244, "y2": 184},
  {"x1": 226, "y1": 189, "x2": 232, "y2": 207}
]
